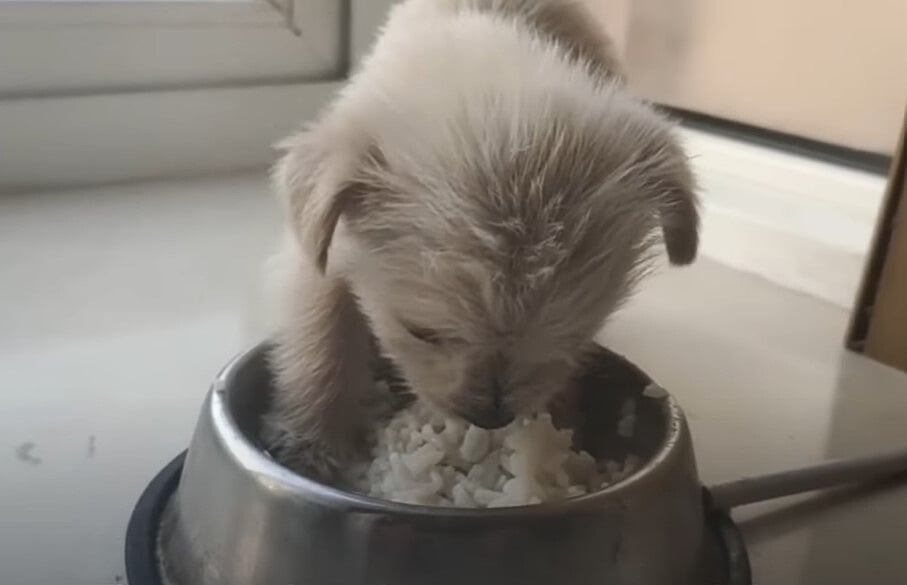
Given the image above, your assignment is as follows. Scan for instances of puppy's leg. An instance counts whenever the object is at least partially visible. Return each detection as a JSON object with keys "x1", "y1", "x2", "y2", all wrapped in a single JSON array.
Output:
[{"x1": 263, "y1": 255, "x2": 375, "y2": 482}]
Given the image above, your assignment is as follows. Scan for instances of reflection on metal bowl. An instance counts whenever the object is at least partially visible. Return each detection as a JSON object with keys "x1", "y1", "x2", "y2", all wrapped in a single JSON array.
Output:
[{"x1": 126, "y1": 343, "x2": 750, "y2": 585}]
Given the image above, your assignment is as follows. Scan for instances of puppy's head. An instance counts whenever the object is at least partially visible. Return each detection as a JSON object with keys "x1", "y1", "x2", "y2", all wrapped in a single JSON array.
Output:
[{"x1": 274, "y1": 85, "x2": 698, "y2": 428}]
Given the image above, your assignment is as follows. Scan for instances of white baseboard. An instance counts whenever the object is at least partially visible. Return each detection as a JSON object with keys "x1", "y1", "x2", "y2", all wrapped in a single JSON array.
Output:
[
  {"x1": 1, "y1": 71, "x2": 885, "y2": 309},
  {"x1": 0, "y1": 81, "x2": 340, "y2": 192},
  {"x1": 682, "y1": 128, "x2": 887, "y2": 309}
]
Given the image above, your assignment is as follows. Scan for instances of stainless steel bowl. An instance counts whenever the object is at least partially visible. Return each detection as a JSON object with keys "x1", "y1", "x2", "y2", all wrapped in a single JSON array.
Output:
[{"x1": 147, "y1": 343, "x2": 714, "y2": 585}]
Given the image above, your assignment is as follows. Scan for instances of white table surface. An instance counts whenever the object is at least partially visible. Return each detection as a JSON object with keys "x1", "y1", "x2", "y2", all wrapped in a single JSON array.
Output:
[{"x1": 2, "y1": 174, "x2": 906, "y2": 585}]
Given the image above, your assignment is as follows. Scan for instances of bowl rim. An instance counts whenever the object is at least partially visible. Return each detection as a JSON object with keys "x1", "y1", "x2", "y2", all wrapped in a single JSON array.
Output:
[{"x1": 209, "y1": 342, "x2": 689, "y2": 519}]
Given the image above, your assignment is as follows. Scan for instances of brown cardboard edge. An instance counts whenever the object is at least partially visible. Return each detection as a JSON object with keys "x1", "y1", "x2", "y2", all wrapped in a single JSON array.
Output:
[{"x1": 847, "y1": 104, "x2": 907, "y2": 352}]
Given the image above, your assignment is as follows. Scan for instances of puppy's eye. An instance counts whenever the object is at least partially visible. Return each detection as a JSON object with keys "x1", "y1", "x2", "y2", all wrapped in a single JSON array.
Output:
[{"x1": 403, "y1": 323, "x2": 443, "y2": 345}]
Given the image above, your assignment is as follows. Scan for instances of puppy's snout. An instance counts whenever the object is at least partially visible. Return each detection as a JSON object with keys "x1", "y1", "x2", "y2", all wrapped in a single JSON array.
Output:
[{"x1": 464, "y1": 379, "x2": 513, "y2": 429}]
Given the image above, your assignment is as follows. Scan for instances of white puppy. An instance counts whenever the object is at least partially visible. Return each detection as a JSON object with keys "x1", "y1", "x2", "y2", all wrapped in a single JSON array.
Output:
[{"x1": 264, "y1": 0, "x2": 699, "y2": 480}]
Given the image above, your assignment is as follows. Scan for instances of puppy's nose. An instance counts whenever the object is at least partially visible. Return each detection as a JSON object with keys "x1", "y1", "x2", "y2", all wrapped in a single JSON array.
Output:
[
  {"x1": 461, "y1": 373, "x2": 513, "y2": 429},
  {"x1": 465, "y1": 407, "x2": 515, "y2": 430}
]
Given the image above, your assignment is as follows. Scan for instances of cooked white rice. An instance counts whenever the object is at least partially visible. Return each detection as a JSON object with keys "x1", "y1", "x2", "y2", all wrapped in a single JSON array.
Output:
[{"x1": 350, "y1": 398, "x2": 640, "y2": 508}]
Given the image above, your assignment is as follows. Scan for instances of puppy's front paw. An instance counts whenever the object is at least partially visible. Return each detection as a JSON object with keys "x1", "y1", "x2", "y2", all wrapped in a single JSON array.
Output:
[
  {"x1": 271, "y1": 439, "x2": 347, "y2": 483},
  {"x1": 262, "y1": 414, "x2": 363, "y2": 484}
]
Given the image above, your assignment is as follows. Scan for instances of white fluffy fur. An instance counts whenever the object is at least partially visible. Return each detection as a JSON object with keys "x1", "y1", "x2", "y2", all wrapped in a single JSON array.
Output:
[{"x1": 262, "y1": 0, "x2": 698, "y2": 481}]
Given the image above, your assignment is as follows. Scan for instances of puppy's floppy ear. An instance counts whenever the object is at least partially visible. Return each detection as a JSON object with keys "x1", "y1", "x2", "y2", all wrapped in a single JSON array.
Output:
[
  {"x1": 656, "y1": 144, "x2": 699, "y2": 265},
  {"x1": 636, "y1": 132, "x2": 700, "y2": 266},
  {"x1": 272, "y1": 128, "x2": 375, "y2": 273}
]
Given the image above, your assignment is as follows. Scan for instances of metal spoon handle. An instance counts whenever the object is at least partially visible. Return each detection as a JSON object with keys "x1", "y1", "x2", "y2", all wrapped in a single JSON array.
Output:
[{"x1": 708, "y1": 447, "x2": 907, "y2": 510}]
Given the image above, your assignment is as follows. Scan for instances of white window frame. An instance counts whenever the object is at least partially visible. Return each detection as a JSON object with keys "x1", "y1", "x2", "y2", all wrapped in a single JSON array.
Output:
[
  {"x1": 0, "y1": 0, "x2": 344, "y2": 97},
  {"x1": 0, "y1": 0, "x2": 396, "y2": 191}
]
